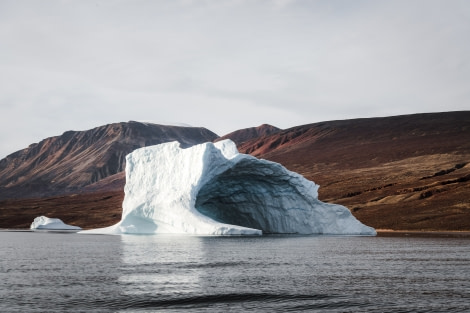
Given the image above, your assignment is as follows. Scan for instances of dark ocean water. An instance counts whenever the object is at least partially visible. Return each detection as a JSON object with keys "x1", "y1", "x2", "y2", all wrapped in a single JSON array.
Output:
[{"x1": 1, "y1": 232, "x2": 469, "y2": 312}]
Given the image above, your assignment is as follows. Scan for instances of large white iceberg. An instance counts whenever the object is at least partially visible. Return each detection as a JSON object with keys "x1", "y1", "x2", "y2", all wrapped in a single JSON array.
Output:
[
  {"x1": 81, "y1": 140, "x2": 376, "y2": 236},
  {"x1": 31, "y1": 216, "x2": 82, "y2": 231}
]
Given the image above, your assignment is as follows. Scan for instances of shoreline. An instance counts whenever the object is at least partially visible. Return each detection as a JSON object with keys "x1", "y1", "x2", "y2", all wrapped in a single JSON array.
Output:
[
  {"x1": 376, "y1": 229, "x2": 470, "y2": 238},
  {"x1": 2, "y1": 228, "x2": 470, "y2": 237}
]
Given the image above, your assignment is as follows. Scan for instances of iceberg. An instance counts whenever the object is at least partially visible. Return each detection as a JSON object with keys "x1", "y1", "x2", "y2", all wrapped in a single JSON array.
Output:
[
  {"x1": 81, "y1": 140, "x2": 376, "y2": 236},
  {"x1": 31, "y1": 216, "x2": 82, "y2": 231}
]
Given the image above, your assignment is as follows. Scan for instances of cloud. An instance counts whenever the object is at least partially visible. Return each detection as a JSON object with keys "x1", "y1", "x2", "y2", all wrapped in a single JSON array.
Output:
[{"x1": 0, "y1": 0, "x2": 469, "y2": 158}]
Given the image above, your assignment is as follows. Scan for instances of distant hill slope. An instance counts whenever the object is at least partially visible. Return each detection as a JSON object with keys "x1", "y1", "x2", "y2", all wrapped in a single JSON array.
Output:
[
  {"x1": 215, "y1": 124, "x2": 281, "y2": 145},
  {"x1": 239, "y1": 112, "x2": 470, "y2": 165},
  {"x1": 239, "y1": 111, "x2": 470, "y2": 231},
  {"x1": 0, "y1": 121, "x2": 218, "y2": 200}
]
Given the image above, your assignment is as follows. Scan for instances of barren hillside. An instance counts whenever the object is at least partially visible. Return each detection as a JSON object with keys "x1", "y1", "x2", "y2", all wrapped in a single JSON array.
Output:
[
  {"x1": 0, "y1": 121, "x2": 218, "y2": 200},
  {"x1": 1, "y1": 112, "x2": 469, "y2": 231},
  {"x1": 239, "y1": 112, "x2": 470, "y2": 231}
]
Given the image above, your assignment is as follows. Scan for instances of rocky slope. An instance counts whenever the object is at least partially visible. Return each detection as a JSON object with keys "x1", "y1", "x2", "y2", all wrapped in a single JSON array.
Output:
[
  {"x1": 1, "y1": 112, "x2": 469, "y2": 231},
  {"x1": 0, "y1": 121, "x2": 218, "y2": 200},
  {"x1": 238, "y1": 111, "x2": 470, "y2": 231}
]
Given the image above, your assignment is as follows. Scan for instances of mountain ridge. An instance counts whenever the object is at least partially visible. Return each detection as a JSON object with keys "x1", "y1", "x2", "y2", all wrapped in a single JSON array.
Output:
[
  {"x1": 215, "y1": 124, "x2": 281, "y2": 145},
  {"x1": 239, "y1": 111, "x2": 470, "y2": 231},
  {"x1": 239, "y1": 111, "x2": 470, "y2": 167},
  {"x1": 0, "y1": 111, "x2": 469, "y2": 231},
  {"x1": 0, "y1": 121, "x2": 218, "y2": 200}
]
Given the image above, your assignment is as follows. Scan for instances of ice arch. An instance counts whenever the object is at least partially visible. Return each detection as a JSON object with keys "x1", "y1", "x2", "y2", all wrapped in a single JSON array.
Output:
[
  {"x1": 196, "y1": 159, "x2": 323, "y2": 233},
  {"x1": 81, "y1": 140, "x2": 376, "y2": 236}
]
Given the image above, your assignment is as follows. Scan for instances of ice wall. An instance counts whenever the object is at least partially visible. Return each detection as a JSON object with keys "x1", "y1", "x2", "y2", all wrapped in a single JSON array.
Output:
[{"x1": 81, "y1": 140, "x2": 376, "y2": 236}]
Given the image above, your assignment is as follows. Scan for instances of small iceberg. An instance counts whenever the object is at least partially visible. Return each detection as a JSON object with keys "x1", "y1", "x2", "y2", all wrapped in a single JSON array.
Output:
[{"x1": 31, "y1": 216, "x2": 82, "y2": 232}]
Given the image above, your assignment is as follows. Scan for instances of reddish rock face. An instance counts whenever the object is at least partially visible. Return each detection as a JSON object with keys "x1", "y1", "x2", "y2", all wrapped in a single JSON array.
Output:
[{"x1": 0, "y1": 121, "x2": 218, "y2": 200}]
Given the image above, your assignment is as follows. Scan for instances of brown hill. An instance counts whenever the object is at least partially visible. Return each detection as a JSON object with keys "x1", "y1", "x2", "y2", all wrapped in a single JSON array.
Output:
[
  {"x1": 0, "y1": 191, "x2": 123, "y2": 229},
  {"x1": 239, "y1": 111, "x2": 470, "y2": 231},
  {"x1": 1, "y1": 112, "x2": 469, "y2": 231},
  {"x1": 0, "y1": 121, "x2": 218, "y2": 200},
  {"x1": 215, "y1": 124, "x2": 280, "y2": 145}
]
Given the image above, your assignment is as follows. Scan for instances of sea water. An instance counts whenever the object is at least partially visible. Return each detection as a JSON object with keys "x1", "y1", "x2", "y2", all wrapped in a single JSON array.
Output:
[{"x1": 1, "y1": 232, "x2": 469, "y2": 312}]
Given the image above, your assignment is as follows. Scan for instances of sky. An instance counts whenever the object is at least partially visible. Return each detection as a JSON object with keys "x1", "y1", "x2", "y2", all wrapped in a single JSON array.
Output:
[{"x1": 1, "y1": 0, "x2": 469, "y2": 158}]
